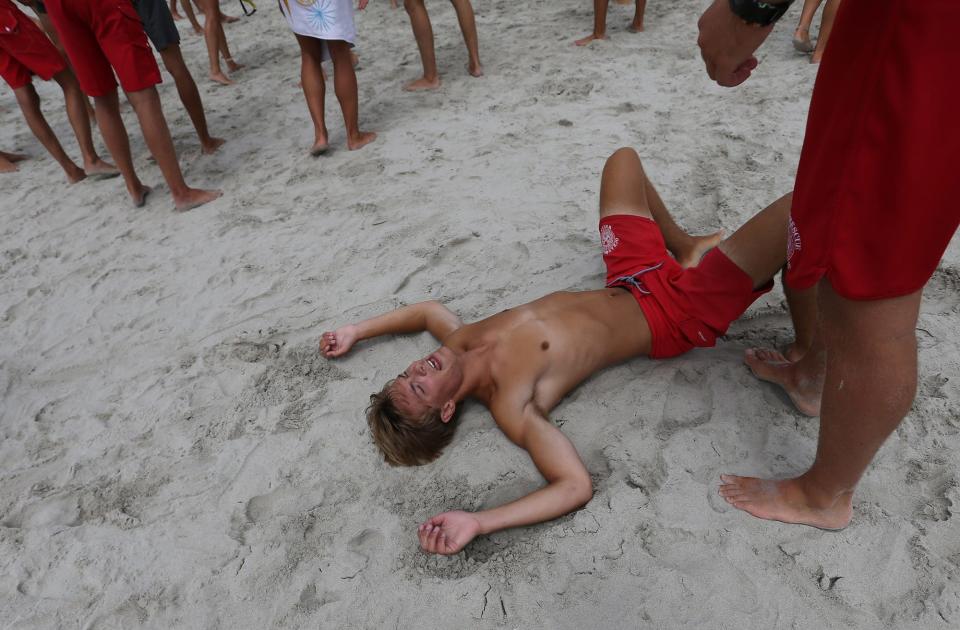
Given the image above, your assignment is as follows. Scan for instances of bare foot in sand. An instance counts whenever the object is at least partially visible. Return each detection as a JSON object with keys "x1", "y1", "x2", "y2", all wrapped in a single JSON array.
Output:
[
  {"x1": 627, "y1": 21, "x2": 644, "y2": 33},
  {"x1": 677, "y1": 230, "x2": 723, "y2": 268},
  {"x1": 201, "y1": 137, "x2": 227, "y2": 155},
  {"x1": 83, "y1": 158, "x2": 120, "y2": 179},
  {"x1": 468, "y1": 62, "x2": 483, "y2": 77},
  {"x1": 225, "y1": 58, "x2": 245, "y2": 73},
  {"x1": 744, "y1": 348, "x2": 823, "y2": 416},
  {"x1": 792, "y1": 27, "x2": 814, "y2": 53},
  {"x1": 574, "y1": 33, "x2": 606, "y2": 46},
  {"x1": 65, "y1": 165, "x2": 87, "y2": 184},
  {"x1": 131, "y1": 184, "x2": 152, "y2": 208},
  {"x1": 210, "y1": 71, "x2": 235, "y2": 86},
  {"x1": 719, "y1": 475, "x2": 852, "y2": 530},
  {"x1": 404, "y1": 77, "x2": 441, "y2": 91},
  {"x1": 174, "y1": 187, "x2": 222, "y2": 212},
  {"x1": 0, "y1": 151, "x2": 27, "y2": 173},
  {"x1": 222, "y1": 13, "x2": 240, "y2": 23},
  {"x1": 347, "y1": 131, "x2": 377, "y2": 151},
  {"x1": 310, "y1": 128, "x2": 330, "y2": 156}
]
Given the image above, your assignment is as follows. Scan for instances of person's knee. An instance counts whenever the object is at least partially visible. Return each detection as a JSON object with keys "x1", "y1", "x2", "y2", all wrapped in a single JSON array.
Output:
[{"x1": 607, "y1": 146, "x2": 641, "y2": 168}]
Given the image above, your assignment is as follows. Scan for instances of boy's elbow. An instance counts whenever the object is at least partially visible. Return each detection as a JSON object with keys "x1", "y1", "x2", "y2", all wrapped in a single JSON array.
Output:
[{"x1": 569, "y1": 474, "x2": 593, "y2": 508}]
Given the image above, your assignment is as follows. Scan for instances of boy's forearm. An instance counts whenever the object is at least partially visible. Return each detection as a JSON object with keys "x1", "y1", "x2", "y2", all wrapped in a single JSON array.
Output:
[
  {"x1": 473, "y1": 478, "x2": 593, "y2": 535},
  {"x1": 354, "y1": 302, "x2": 435, "y2": 340}
]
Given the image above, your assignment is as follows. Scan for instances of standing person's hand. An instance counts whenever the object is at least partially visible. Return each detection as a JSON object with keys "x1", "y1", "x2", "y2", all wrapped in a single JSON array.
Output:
[{"x1": 697, "y1": 0, "x2": 775, "y2": 87}]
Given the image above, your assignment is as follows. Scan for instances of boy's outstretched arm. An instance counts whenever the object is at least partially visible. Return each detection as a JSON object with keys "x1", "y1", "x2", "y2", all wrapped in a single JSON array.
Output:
[
  {"x1": 418, "y1": 406, "x2": 593, "y2": 555},
  {"x1": 320, "y1": 300, "x2": 462, "y2": 358}
]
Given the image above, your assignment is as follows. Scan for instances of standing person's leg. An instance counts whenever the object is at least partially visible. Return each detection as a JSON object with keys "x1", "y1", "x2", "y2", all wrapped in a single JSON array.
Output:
[
  {"x1": 600, "y1": 148, "x2": 723, "y2": 268},
  {"x1": 720, "y1": 284, "x2": 921, "y2": 530},
  {"x1": 12, "y1": 83, "x2": 86, "y2": 182},
  {"x1": 215, "y1": 20, "x2": 243, "y2": 72},
  {"x1": 448, "y1": 0, "x2": 481, "y2": 76},
  {"x1": 628, "y1": 0, "x2": 646, "y2": 32},
  {"x1": 92, "y1": 90, "x2": 151, "y2": 205},
  {"x1": 158, "y1": 46, "x2": 225, "y2": 154},
  {"x1": 51, "y1": 68, "x2": 117, "y2": 175},
  {"x1": 402, "y1": 0, "x2": 440, "y2": 91},
  {"x1": 792, "y1": 0, "x2": 823, "y2": 52},
  {"x1": 327, "y1": 40, "x2": 376, "y2": 151},
  {"x1": 181, "y1": 0, "x2": 203, "y2": 34},
  {"x1": 295, "y1": 34, "x2": 330, "y2": 155},
  {"x1": 197, "y1": 0, "x2": 231, "y2": 84},
  {"x1": 124, "y1": 86, "x2": 221, "y2": 210},
  {"x1": 575, "y1": 0, "x2": 608, "y2": 46},
  {"x1": 811, "y1": 0, "x2": 842, "y2": 64}
]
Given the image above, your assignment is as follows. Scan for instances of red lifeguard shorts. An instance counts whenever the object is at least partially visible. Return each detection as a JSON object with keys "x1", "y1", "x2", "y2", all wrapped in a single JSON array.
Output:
[
  {"x1": 44, "y1": 0, "x2": 160, "y2": 97},
  {"x1": 600, "y1": 215, "x2": 772, "y2": 359},
  {"x1": 786, "y1": 0, "x2": 960, "y2": 300},
  {"x1": 0, "y1": 0, "x2": 65, "y2": 89}
]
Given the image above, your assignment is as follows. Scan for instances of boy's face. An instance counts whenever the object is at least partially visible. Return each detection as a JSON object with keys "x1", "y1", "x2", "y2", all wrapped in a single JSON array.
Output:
[{"x1": 390, "y1": 347, "x2": 462, "y2": 418}]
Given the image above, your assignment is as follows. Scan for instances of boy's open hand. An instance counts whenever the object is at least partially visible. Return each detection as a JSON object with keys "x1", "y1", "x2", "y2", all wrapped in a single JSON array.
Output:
[
  {"x1": 418, "y1": 511, "x2": 481, "y2": 555},
  {"x1": 319, "y1": 324, "x2": 359, "y2": 358}
]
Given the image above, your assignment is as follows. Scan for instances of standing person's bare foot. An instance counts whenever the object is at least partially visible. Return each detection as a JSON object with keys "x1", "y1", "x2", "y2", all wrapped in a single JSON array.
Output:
[
  {"x1": 224, "y1": 57, "x2": 244, "y2": 73},
  {"x1": 744, "y1": 348, "x2": 823, "y2": 416},
  {"x1": 200, "y1": 136, "x2": 227, "y2": 155},
  {"x1": 628, "y1": 20, "x2": 644, "y2": 32},
  {"x1": 574, "y1": 33, "x2": 606, "y2": 46},
  {"x1": 65, "y1": 164, "x2": 87, "y2": 184},
  {"x1": 347, "y1": 131, "x2": 377, "y2": 151},
  {"x1": 718, "y1": 475, "x2": 853, "y2": 530},
  {"x1": 131, "y1": 184, "x2": 153, "y2": 208},
  {"x1": 467, "y1": 62, "x2": 483, "y2": 77},
  {"x1": 404, "y1": 76, "x2": 441, "y2": 91},
  {"x1": 222, "y1": 13, "x2": 240, "y2": 23},
  {"x1": 677, "y1": 230, "x2": 723, "y2": 268},
  {"x1": 173, "y1": 187, "x2": 222, "y2": 212},
  {"x1": 793, "y1": 27, "x2": 814, "y2": 53},
  {"x1": 83, "y1": 157, "x2": 121, "y2": 179},
  {"x1": 210, "y1": 71, "x2": 235, "y2": 86},
  {"x1": 0, "y1": 151, "x2": 27, "y2": 173},
  {"x1": 310, "y1": 127, "x2": 330, "y2": 156}
]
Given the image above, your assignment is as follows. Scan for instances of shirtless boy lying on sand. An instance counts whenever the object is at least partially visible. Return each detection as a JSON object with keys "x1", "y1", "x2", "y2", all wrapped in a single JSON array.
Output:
[{"x1": 322, "y1": 147, "x2": 791, "y2": 555}]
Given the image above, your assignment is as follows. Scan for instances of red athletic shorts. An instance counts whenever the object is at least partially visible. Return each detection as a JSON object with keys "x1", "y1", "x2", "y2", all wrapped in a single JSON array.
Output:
[
  {"x1": 0, "y1": 0, "x2": 65, "y2": 89},
  {"x1": 786, "y1": 0, "x2": 960, "y2": 300},
  {"x1": 600, "y1": 215, "x2": 772, "y2": 359},
  {"x1": 44, "y1": 0, "x2": 160, "y2": 97}
]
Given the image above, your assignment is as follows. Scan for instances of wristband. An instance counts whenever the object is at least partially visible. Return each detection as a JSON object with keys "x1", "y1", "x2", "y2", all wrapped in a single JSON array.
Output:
[{"x1": 728, "y1": 0, "x2": 793, "y2": 27}]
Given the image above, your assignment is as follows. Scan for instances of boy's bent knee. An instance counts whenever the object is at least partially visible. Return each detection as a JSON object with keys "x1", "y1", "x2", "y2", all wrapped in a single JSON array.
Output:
[{"x1": 606, "y1": 146, "x2": 641, "y2": 167}]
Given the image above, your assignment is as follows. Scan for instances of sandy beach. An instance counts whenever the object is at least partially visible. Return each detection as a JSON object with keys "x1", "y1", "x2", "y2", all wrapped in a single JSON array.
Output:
[{"x1": 1, "y1": 1, "x2": 958, "y2": 627}]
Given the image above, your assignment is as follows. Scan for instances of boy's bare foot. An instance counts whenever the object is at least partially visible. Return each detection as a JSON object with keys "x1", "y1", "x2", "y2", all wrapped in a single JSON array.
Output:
[
  {"x1": 404, "y1": 77, "x2": 441, "y2": 91},
  {"x1": 719, "y1": 475, "x2": 852, "y2": 530},
  {"x1": 131, "y1": 184, "x2": 153, "y2": 208},
  {"x1": 66, "y1": 165, "x2": 87, "y2": 184},
  {"x1": 222, "y1": 13, "x2": 240, "y2": 23},
  {"x1": 173, "y1": 187, "x2": 222, "y2": 212},
  {"x1": 0, "y1": 151, "x2": 27, "y2": 173},
  {"x1": 628, "y1": 21, "x2": 645, "y2": 33},
  {"x1": 792, "y1": 27, "x2": 814, "y2": 53},
  {"x1": 347, "y1": 131, "x2": 377, "y2": 151},
  {"x1": 201, "y1": 137, "x2": 227, "y2": 155},
  {"x1": 225, "y1": 58, "x2": 245, "y2": 73},
  {"x1": 677, "y1": 230, "x2": 723, "y2": 268},
  {"x1": 83, "y1": 158, "x2": 121, "y2": 179},
  {"x1": 210, "y1": 71, "x2": 235, "y2": 86},
  {"x1": 744, "y1": 348, "x2": 822, "y2": 416},
  {"x1": 468, "y1": 62, "x2": 483, "y2": 77},
  {"x1": 574, "y1": 33, "x2": 606, "y2": 46},
  {"x1": 310, "y1": 142, "x2": 329, "y2": 156}
]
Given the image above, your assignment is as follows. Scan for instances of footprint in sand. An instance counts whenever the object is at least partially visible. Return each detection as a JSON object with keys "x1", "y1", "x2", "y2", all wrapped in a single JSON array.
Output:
[{"x1": 656, "y1": 368, "x2": 713, "y2": 441}]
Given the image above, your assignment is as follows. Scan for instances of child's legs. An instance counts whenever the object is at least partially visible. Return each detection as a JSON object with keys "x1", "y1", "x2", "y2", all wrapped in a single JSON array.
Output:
[
  {"x1": 13, "y1": 82, "x2": 79, "y2": 175},
  {"x1": 198, "y1": 0, "x2": 223, "y2": 73},
  {"x1": 51, "y1": 69, "x2": 98, "y2": 164},
  {"x1": 403, "y1": 0, "x2": 437, "y2": 79},
  {"x1": 295, "y1": 34, "x2": 328, "y2": 143},
  {"x1": 448, "y1": 0, "x2": 480, "y2": 67},
  {"x1": 717, "y1": 193, "x2": 792, "y2": 288},
  {"x1": 327, "y1": 41, "x2": 359, "y2": 135},
  {"x1": 159, "y1": 44, "x2": 212, "y2": 142},
  {"x1": 593, "y1": 0, "x2": 609, "y2": 36},
  {"x1": 92, "y1": 89, "x2": 142, "y2": 192},
  {"x1": 796, "y1": 0, "x2": 825, "y2": 31}
]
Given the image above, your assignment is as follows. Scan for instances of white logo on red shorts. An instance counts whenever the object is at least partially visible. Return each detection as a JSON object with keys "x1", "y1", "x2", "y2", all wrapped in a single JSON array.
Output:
[
  {"x1": 787, "y1": 216, "x2": 802, "y2": 269},
  {"x1": 600, "y1": 224, "x2": 620, "y2": 255}
]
